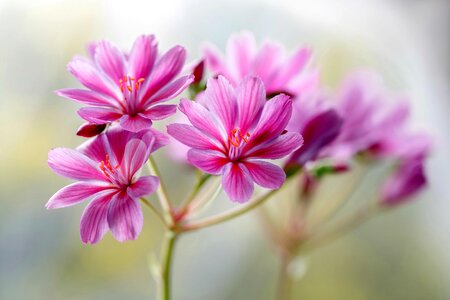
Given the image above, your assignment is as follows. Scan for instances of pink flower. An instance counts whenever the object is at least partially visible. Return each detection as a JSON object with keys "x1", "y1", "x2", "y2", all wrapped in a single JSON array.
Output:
[
  {"x1": 326, "y1": 71, "x2": 432, "y2": 161},
  {"x1": 167, "y1": 76, "x2": 304, "y2": 202},
  {"x1": 57, "y1": 35, "x2": 194, "y2": 133},
  {"x1": 46, "y1": 127, "x2": 162, "y2": 244},
  {"x1": 203, "y1": 31, "x2": 318, "y2": 98},
  {"x1": 380, "y1": 157, "x2": 427, "y2": 206}
]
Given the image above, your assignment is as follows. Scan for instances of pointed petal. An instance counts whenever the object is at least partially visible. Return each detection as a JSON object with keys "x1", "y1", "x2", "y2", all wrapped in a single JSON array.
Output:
[
  {"x1": 121, "y1": 139, "x2": 150, "y2": 178},
  {"x1": 140, "y1": 45, "x2": 186, "y2": 102},
  {"x1": 128, "y1": 35, "x2": 158, "y2": 79},
  {"x1": 145, "y1": 75, "x2": 194, "y2": 106},
  {"x1": 78, "y1": 107, "x2": 122, "y2": 124},
  {"x1": 127, "y1": 175, "x2": 159, "y2": 199},
  {"x1": 46, "y1": 181, "x2": 112, "y2": 209},
  {"x1": 203, "y1": 76, "x2": 237, "y2": 133},
  {"x1": 119, "y1": 114, "x2": 153, "y2": 132},
  {"x1": 108, "y1": 194, "x2": 144, "y2": 242},
  {"x1": 143, "y1": 105, "x2": 177, "y2": 121},
  {"x1": 56, "y1": 88, "x2": 119, "y2": 107},
  {"x1": 94, "y1": 40, "x2": 126, "y2": 82},
  {"x1": 188, "y1": 149, "x2": 228, "y2": 175},
  {"x1": 244, "y1": 160, "x2": 285, "y2": 189},
  {"x1": 222, "y1": 163, "x2": 254, "y2": 203},
  {"x1": 203, "y1": 43, "x2": 235, "y2": 81},
  {"x1": 48, "y1": 148, "x2": 104, "y2": 181},
  {"x1": 236, "y1": 76, "x2": 266, "y2": 132},
  {"x1": 245, "y1": 132, "x2": 303, "y2": 159},
  {"x1": 167, "y1": 123, "x2": 220, "y2": 150},
  {"x1": 226, "y1": 31, "x2": 256, "y2": 78},
  {"x1": 80, "y1": 191, "x2": 114, "y2": 244},
  {"x1": 247, "y1": 94, "x2": 292, "y2": 147},
  {"x1": 273, "y1": 47, "x2": 312, "y2": 86},
  {"x1": 252, "y1": 41, "x2": 284, "y2": 84},
  {"x1": 67, "y1": 58, "x2": 120, "y2": 100},
  {"x1": 179, "y1": 99, "x2": 225, "y2": 144}
]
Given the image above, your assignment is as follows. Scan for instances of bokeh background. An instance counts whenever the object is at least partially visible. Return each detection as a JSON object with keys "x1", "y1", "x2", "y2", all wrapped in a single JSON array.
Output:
[{"x1": 0, "y1": 0, "x2": 449, "y2": 299}]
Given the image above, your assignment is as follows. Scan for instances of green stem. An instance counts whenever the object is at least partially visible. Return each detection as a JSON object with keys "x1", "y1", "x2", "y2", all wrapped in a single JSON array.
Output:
[
  {"x1": 180, "y1": 189, "x2": 277, "y2": 232},
  {"x1": 178, "y1": 174, "x2": 212, "y2": 217},
  {"x1": 148, "y1": 156, "x2": 174, "y2": 227},
  {"x1": 159, "y1": 231, "x2": 178, "y2": 300},
  {"x1": 140, "y1": 198, "x2": 168, "y2": 228}
]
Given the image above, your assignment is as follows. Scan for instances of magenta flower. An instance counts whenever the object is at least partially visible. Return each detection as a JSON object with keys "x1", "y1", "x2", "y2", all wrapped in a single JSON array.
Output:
[
  {"x1": 380, "y1": 157, "x2": 427, "y2": 206},
  {"x1": 203, "y1": 31, "x2": 318, "y2": 98},
  {"x1": 325, "y1": 71, "x2": 432, "y2": 161},
  {"x1": 57, "y1": 35, "x2": 194, "y2": 133},
  {"x1": 46, "y1": 127, "x2": 161, "y2": 244},
  {"x1": 168, "y1": 76, "x2": 303, "y2": 202}
]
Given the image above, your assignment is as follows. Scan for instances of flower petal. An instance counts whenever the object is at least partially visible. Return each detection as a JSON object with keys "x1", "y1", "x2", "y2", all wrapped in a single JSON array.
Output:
[
  {"x1": 273, "y1": 47, "x2": 312, "y2": 87},
  {"x1": 226, "y1": 31, "x2": 256, "y2": 79},
  {"x1": 128, "y1": 34, "x2": 158, "y2": 80},
  {"x1": 188, "y1": 149, "x2": 228, "y2": 175},
  {"x1": 222, "y1": 163, "x2": 254, "y2": 203},
  {"x1": 203, "y1": 76, "x2": 237, "y2": 133},
  {"x1": 202, "y1": 43, "x2": 234, "y2": 81},
  {"x1": 167, "y1": 123, "x2": 220, "y2": 150},
  {"x1": 140, "y1": 45, "x2": 186, "y2": 102},
  {"x1": 46, "y1": 181, "x2": 112, "y2": 209},
  {"x1": 94, "y1": 40, "x2": 126, "y2": 82},
  {"x1": 143, "y1": 105, "x2": 177, "y2": 121},
  {"x1": 78, "y1": 107, "x2": 122, "y2": 124},
  {"x1": 107, "y1": 193, "x2": 144, "y2": 242},
  {"x1": 246, "y1": 94, "x2": 292, "y2": 147},
  {"x1": 179, "y1": 99, "x2": 226, "y2": 144},
  {"x1": 244, "y1": 160, "x2": 285, "y2": 189},
  {"x1": 119, "y1": 114, "x2": 153, "y2": 132},
  {"x1": 80, "y1": 191, "x2": 114, "y2": 244},
  {"x1": 67, "y1": 58, "x2": 120, "y2": 100},
  {"x1": 145, "y1": 75, "x2": 194, "y2": 106},
  {"x1": 127, "y1": 175, "x2": 159, "y2": 199},
  {"x1": 236, "y1": 76, "x2": 266, "y2": 132},
  {"x1": 48, "y1": 148, "x2": 104, "y2": 181},
  {"x1": 56, "y1": 88, "x2": 119, "y2": 108},
  {"x1": 121, "y1": 139, "x2": 150, "y2": 179},
  {"x1": 245, "y1": 132, "x2": 303, "y2": 159}
]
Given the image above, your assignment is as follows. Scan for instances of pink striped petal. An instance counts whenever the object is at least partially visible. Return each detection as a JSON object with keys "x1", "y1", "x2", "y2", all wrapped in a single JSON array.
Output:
[
  {"x1": 273, "y1": 47, "x2": 311, "y2": 86},
  {"x1": 56, "y1": 88, "x2": 119, "y2": 107},
  {"x1": 128, "y1": 35, "x2": 157, "y2": 80},
  {"x1": 80, "y1": 191, "x2": 114, "y2": 244},
  {"x1": 222, "y1": 163, "x2": 254, "y2": 203},
  {"x1": 203, "y1": 44, "x2": 234, "y2": 81},
  {"x1": 46, "y1": 181, "x2": 112, "y2": 209},
  {"x1": 143, "y1": 105, "x2": 177, "y2": 120},
  {"x1": 127, "y1": 175, "x2": 159, "y2": 199},
  {"x1": 78, "y1": 107, "x2": 122, "y2": 124},
  {"x1": 244, "y1": 160, "x2": 285, "y2": 189},
  {"x1": 48, "y1": 148, "x2": 104, "y2": 181},
  {"x1": 67, "y1": 59, "x2": 120, "y2": 100},
  {"x1": 119, "y1": 114, "x2": 153, "y2": 132},
  {"x1": 226, "y1": 31, "x2": 256, "y2": 78},
  {"x1": 141, "y1": 45, "x2": 186, "y2": 102},
  {"x1": 179, "y1": 99, "x2": 225, "y2": 144},
  {"x1": 245, "y1": 132, "x2": 303, "y2": 159},
  {"x1": 248, "y1": 94, "x2": 292, "y2": 147},
  {"x1": 121, "y1": 139, "x2": 149, "y2": 178},
  {"x1": 252, "y1": 41, "x2": 284, "y2": 84},
  {"x1": 107, "y1": 193, "x2": 143, "y2": 242},
  {"x1": 236, "y1": 76, "x2": 266, "y2": 132},
  {"x1": 187, "y1": 149, "x2": 228, "y2": 175},
  {"x1": 167, "y1": 123, "x2": 220, "y2": 150},
  {"x1": 203, "y1": 76, "x2": 237, "y2": 133},
  {"x1": 145, "y1": 75, "x2": 194, "y2": 106},
  {"x1": 94, "y1": 40, "x2": 126, "y2": 82}
]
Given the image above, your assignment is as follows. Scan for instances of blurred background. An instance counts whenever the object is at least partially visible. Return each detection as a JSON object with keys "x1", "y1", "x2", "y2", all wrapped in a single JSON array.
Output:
[{"x1": 0, "y1": 0, "x2": 449, "y2": 299}]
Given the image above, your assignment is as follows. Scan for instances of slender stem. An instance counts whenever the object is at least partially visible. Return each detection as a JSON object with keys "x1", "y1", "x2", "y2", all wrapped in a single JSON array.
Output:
[
  {"x1": 178, "y1": 174, "x2": 212, "y2": 216},
  {"x1": 276, "y1": 255, "x2": 294, "y2": 300},
  {"x1": 140, "y1": 198, "x2": 168, "y2": 228},
  {"x1": 148, "y1": 156, "x2": 174, "y2": 227},
  {"x1": 299, "y1": 200, "x2": 383, "y2": 254},
  {"x1": 158, "y1": 231, "x2": 178, "y2": 300},
  {"x1": 180, "y1": 189, "x2": 277, "y2": 232}
]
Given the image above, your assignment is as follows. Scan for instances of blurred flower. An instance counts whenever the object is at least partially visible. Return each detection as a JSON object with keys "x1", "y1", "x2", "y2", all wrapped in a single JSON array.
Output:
[
  {"x1": 203, "y1": 31, "x2": 318, "y2": 98},
  {"x1": 168, "y1": 76, "x2": 303, "y2": 202},
  {"x1": 57, "y1": 35, "x2": 194, "y2": 132},
  {"x1": 47, "y1": 127, "x2": 160, "y2": 244}
]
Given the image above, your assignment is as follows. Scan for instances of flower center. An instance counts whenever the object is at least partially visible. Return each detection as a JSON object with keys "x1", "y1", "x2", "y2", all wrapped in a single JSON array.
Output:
[
  {"x1": 119, "y1": 75, "x2": 145, "y2": 114},
  {"x1": 99, "y1": 154, "x2": 122, "y2": 184},
  {"x1": 228, "y1": 128, "x2": 250, "y2": 147}
]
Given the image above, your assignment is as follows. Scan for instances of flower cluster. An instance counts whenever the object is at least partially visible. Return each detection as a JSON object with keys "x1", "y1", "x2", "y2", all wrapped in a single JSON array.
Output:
[{"x1": 47, "y1": 32, "x2": 431, "y2": 249}]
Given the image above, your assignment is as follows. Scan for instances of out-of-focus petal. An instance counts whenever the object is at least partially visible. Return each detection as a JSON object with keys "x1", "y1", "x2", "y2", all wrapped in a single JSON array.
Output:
[{"x1": 226, "y1": 31, "x2": 256, "y2": 79}]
